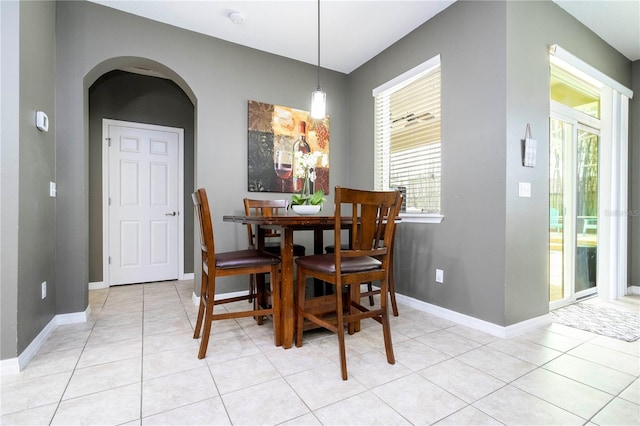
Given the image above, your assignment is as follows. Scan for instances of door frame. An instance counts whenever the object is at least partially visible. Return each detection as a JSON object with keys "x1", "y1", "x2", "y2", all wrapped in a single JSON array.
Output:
[{"x1": 102, "y1": 119, "x2": 185, "y2": 286}]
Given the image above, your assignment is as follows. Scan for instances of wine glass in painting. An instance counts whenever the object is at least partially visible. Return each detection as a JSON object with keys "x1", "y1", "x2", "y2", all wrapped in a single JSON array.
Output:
[{"x1": 273, "y1": 150, "x2": 293, "y2": 192}]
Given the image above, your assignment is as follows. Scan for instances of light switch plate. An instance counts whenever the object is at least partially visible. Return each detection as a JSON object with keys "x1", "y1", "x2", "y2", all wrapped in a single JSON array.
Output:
[
  {"x1": 519, "y1": 182, "x2": 531, "y2": 198},
  {"x1": 36, "y1": 111, "x2": 49, "y2": 132},
  {"x1": 49, "y1": 182, "x2": 57, "y2": 197}
]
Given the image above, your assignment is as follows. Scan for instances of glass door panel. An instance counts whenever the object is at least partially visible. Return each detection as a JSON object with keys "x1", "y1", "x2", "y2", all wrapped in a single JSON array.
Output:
[
  {"x1": 549, "y1": 119, "x2": 569, "y2": 302},
  {"x1": 549, "y1": 119, "x2": 566, "y2": 302},
  {"x1": 575, "y1": 129, "x2": 598, "y2": 294},
  {"x1": 549, "y1": 116, "x2": 599, "y2": 305}
]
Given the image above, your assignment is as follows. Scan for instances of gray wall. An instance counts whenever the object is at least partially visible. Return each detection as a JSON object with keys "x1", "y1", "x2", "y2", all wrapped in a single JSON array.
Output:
[
  {"x1": 54, "y1": 0, "x2": 349, "y2": 315},
  {"x1": 88, "y1": 70, "x2": 195, "y2": 282},
  {"x1": 1, "y1": 0, "x2": 21, "y2": 360},
  {"x1": 347, "y1": 0, "x2": 632, "y2": 326},
  {"x1": 348, "y1": 0, "x2": 508, "y2": 325},
  {"x1": 0, "y1": 0, "x2": 57, "y2": 358},
  {"x1": 631, "y1": 61, "x2": 640, "y2": 287}
]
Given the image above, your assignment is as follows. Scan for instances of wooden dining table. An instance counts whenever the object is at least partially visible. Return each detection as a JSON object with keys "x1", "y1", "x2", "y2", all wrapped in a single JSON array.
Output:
[{"x1": 223, "y1": 213, "x2": 350, "y2": 349}]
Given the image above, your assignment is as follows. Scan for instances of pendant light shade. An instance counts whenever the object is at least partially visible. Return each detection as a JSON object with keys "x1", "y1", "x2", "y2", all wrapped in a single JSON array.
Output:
[
  {"x1": 310, "y1": 0, "x2": 326, "y2": 119},
  {"x1": 311, "y1": 88, "x2": 326, "y2": 119}
]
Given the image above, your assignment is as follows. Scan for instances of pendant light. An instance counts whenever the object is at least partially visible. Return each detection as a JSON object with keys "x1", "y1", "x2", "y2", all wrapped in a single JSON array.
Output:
[{"x1": 310, "y1": 0, "x2": 326, "y2": 119}]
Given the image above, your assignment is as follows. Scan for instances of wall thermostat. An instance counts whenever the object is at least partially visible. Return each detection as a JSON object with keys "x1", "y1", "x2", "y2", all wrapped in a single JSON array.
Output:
[{"x1": 36, "y1": 111, "x2": 49, "y2": 132}]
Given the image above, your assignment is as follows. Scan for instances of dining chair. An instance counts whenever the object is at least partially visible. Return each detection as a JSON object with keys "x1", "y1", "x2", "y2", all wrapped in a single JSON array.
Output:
[
  {"x1": 243, "y1": 198, "x2": 306, "y2": 256},
  {"x1": 243, "y1": 198, "x2": 306, "y2": 321},
  {"x1": 325, "y1": 206, "x2": 400, "y2": 317},
  {"x1": 295, "y1": 186, "x2": 402, "y2": 380},
  {"x1": 192, "y1": 188, "x2": 281, "y2": 359}
]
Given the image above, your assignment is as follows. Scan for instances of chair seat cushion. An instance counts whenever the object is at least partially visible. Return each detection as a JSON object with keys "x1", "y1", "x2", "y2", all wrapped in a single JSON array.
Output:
[
  {"x1": 296, "y1": 254, "x2": 381, "y2": 273},
  {"x1": 215, "y1": 249, "x2": 280, "y2": 269},
  {"x1": 264, "y1": 242, "x2": 306, "y2": 257}
]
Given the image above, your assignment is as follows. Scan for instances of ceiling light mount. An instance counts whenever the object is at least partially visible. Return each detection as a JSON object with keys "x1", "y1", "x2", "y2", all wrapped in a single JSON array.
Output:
[{"x1": 229, "y1": 11, "x2": 245, "y2": 24}]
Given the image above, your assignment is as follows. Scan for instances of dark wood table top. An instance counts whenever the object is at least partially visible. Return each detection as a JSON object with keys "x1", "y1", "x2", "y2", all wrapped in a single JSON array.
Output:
[
  {"x1": 223, "y1": 214, "x2": 348, "y2": 229},
  {"x1": 223, "y1": 214, "x2": 398, "y2": 229}
]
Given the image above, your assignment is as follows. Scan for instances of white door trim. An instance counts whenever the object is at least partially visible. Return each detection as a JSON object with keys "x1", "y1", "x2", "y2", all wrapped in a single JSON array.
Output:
[
  {"x1": 601, "y1": 88, "x2": 630, "y2": 299},
  {"x1": 102, "y1": 119, "x2": 185, "y2": 286}
]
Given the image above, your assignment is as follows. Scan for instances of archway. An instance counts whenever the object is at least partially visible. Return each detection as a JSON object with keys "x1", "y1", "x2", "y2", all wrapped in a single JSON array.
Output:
[{"x1": 84, "y1": 58, "x2": 196, "y2": 287}]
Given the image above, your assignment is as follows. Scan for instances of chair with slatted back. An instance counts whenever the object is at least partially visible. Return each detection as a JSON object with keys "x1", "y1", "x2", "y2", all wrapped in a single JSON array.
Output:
[
  {"x1": 295, "y1": 186, "x2": 402, "y2": 380},
  {"x1": 359, "y1": 220, "x2": 399, "y2": 316},
  {"x1": 243, "y1": 198, "x2": 306, "y2": 257},
  {"x1": 325, "y1": 202, "x2": 400, "y2": 316},
  {"x1": 243, "y1": 199, "x2": 306, "y2": 319},
  {"x1": 192, "y1": 188, "x2": 281, "y2": 359}
]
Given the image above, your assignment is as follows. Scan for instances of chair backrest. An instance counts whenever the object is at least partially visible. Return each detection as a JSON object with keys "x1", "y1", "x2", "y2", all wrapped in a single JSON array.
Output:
[
  {"x1": 243, "y1": 198, "x2": 289, "y2": 248},
  {"x1": 193, "y1": 188, "x2": 215, "y2": 263},
  {"x1": 334, "y1": 186, "x2": 402, "y2": 272}
]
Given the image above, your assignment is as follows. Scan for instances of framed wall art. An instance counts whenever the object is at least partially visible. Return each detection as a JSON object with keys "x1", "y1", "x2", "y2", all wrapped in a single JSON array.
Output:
[{"x1": 247, "y1": 100, "x2": 330, "y2": 194}]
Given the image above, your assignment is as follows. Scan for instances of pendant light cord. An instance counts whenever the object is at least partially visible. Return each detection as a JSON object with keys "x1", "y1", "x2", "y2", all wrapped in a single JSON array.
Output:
[{"x1": 316, "y1": 0, "x2": 321, "y2": 90}]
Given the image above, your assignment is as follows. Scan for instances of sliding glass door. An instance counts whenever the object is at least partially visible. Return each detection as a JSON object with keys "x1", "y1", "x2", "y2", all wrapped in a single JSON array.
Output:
[
  {"x1": 549, "y1": 112, "x2": 599, "y2": 305},
  {"x1": 549, "y1": 46, "x2": 631, "y2": 303}
]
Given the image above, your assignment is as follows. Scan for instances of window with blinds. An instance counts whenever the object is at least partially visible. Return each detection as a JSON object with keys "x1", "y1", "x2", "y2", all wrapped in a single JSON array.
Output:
[{"x1": 374, "y1": 56, "x2": 441, "y2": 215}]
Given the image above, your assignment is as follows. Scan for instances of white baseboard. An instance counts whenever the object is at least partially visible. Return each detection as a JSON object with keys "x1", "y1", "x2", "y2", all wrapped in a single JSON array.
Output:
[
  {"x1": 88, "y1": 281, "x2": 108, "y2": 290},
  {"x1": 3, "y1": 287, "x2": 554, "y2": 375},
  {"x1": 90, "y1": 275, "x2": 194, "y2": 291},
  {"x1": 0, "y1": 315, "x2": 55, "y2": 375},
  {"x1": 394, "y1": 293, "x2": 550, "y2": 339},
  {"x1": 0, "y1": 306, "x2": 90, "y2": 376},
  {"x1": 56, "y1": 306, "x2": 91, "y2": 325},
  {"x1": 0, "y1": 357, "x2": 21, "y2": 375},
  {"x1": 192, "y1": 287, "x2": 549, "y2": 339},
  {"x1": 190, "y1": 288, "x2": 549, "y2": 339},
  {"x1": 628, "y1": 286, "x2": 640, "y2": 295}
]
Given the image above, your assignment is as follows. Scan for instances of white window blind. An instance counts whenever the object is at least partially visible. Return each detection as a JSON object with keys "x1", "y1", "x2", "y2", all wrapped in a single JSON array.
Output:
[{"x1": 374, "y1": 58, "x2": 442, "y2": 215}]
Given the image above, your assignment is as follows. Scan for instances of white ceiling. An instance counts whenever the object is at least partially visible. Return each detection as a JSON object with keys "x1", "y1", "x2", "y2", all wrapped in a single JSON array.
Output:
[
  {"x1": 88, "y1": 0, "x2": 639, "y2": 74},
  {"x1": 553, "y1": 0, "x2": 639, "y2": 62}
]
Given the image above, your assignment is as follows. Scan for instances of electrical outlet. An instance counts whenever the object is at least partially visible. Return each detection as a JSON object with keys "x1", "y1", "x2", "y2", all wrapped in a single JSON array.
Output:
[
  {"x1": 435, "y1": 269, "x2": 444, "y2": 284},
  {"x1": 41, "y1": 281, "x2": 47, "y2": 299}
]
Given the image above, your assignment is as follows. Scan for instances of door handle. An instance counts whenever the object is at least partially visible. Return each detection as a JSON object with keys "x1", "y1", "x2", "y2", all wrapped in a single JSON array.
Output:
[{"x1": 165, "y1": 212, "x2": 177, "y2": 216}]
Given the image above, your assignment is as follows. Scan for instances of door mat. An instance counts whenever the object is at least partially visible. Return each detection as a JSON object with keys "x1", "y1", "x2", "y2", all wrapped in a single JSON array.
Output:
[{"x1": 551, "y1": 303, "x2": 640, "y2": 342}]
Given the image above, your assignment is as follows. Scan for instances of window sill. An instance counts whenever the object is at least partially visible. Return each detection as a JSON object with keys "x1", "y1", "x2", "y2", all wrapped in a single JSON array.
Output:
[{"x1": 399, "y1": 213, "x2": 444, "y2": 224}]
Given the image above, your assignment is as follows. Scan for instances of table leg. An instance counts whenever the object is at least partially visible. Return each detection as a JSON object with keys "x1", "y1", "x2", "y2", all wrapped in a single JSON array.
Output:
[
  {"x1": 312, "y1": 229, "x2": 329, "y2": 296},
  {"x1": 280, "y1": 228, "x2": 295, "y2": 349},
  {"x1": 313, "y1": 229, "x2": 323, "y2": 254},
  {"x1": 255, "y1": 227, "x2": 266, "y2": 325}
]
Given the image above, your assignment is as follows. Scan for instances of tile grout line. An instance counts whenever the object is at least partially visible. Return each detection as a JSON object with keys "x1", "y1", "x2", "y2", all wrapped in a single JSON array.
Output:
[
  {"x1": 48, "y1": 289, "x2": 105, "y2": 425},
  {"x1": 5, "y1": 284, "x2": 636, "y2": 425}
]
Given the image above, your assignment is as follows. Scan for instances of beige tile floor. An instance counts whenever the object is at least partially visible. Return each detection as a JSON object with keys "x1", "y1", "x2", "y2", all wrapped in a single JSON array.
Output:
[{"x1": 1, "y1": 280, "x2": 639, "y2": 425}]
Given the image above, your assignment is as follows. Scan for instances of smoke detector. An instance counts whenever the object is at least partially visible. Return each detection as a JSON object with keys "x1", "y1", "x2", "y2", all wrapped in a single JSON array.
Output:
[{"x1": 229, "y1": 11, "x2": 245, "y2": 24}]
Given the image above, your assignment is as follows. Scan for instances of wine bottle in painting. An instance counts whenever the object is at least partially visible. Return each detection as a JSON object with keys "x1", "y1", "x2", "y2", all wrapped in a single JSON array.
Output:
[{"x1": 292, "y1": 120, "x2": 311, "y2": 192}]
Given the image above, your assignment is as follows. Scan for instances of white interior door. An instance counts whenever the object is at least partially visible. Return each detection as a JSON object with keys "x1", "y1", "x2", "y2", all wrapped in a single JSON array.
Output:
[{"x1": 104, "y1": 120, "x2": 182, "y2": 285}]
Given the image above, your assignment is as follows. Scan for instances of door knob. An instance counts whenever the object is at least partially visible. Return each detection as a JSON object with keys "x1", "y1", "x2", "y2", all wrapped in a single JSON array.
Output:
[{"x1": 165, "y1": 212, "x2": 177, "y2": 216}]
